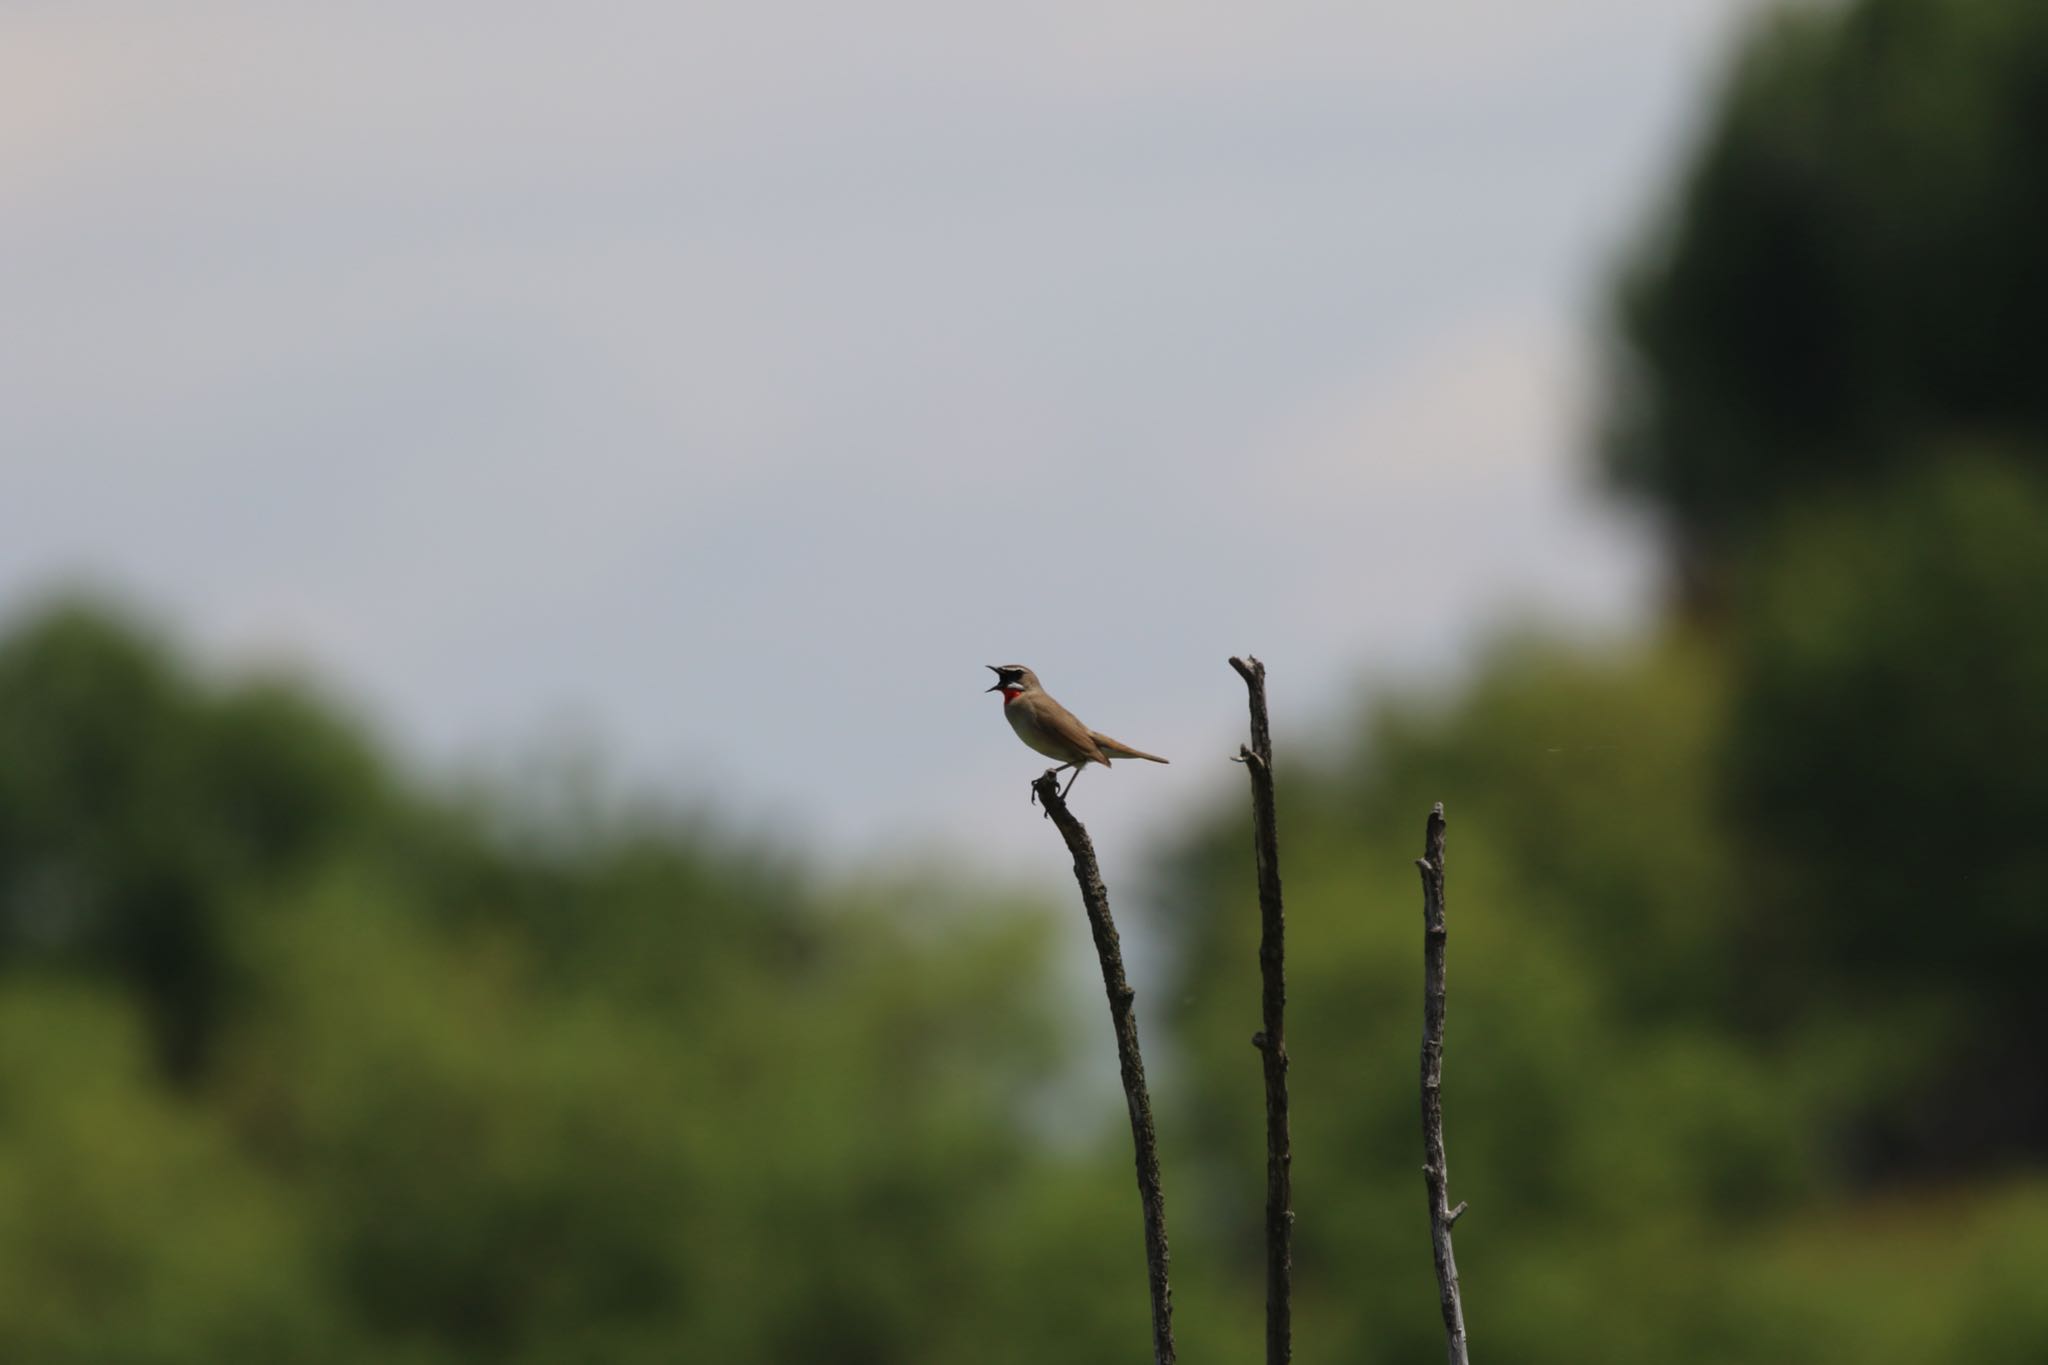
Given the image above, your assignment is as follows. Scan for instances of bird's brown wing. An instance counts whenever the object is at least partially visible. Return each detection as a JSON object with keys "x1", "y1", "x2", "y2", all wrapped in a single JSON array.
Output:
[
  {"x1": 1038, "y1": 697, "x2": 1109, "y2": 765},
  {"x1": 1090, "y1": 732, "x2": 1169, "y2": 764}
]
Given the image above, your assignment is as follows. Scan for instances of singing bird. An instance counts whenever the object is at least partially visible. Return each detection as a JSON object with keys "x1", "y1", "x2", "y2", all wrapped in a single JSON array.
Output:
[{"x1": 986, "y1": 664, "x2": 1168, "y2": 798}]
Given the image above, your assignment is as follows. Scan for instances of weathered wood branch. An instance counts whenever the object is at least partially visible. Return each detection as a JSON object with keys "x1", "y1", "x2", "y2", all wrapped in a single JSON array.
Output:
[
  {"x1": 1230, "y1": 654, "x2": 1293, "y2": 1365},
  {"x1": 1416, "y1": 802, "x2": 1470, "y2": 1365},
  {"x1": 1032, "y1": 770, "x2": 1176, "y2": 1365}
]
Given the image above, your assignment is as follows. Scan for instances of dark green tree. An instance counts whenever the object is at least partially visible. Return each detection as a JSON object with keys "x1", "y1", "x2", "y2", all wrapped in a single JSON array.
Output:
[
  {"x1": 1728, "y1": 457, "x2": 2048, "y2": 1170},
  {"x1": 0, "y1": 601, "x2": 392, "y2": 1079},
  {"x1": 1605, "y1": 0, "x2": 2048, "y2": 599},
  {"x1": 1604, "y1": 0, "x2": 2048, "y2": 1170}
]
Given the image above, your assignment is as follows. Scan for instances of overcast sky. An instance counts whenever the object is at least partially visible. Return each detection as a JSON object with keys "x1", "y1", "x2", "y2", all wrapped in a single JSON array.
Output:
[{"x1": 1, "y1": 2, "x2": 1766, "y2": 879}]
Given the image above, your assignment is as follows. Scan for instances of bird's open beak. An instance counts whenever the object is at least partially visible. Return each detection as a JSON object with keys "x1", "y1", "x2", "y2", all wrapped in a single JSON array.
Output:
[{"x1": 985, "y1": 665, "x2": 1003, "y2": 692}]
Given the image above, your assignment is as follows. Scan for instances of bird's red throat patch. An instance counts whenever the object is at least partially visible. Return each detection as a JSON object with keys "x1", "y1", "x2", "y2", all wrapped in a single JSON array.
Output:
[{"x1": 1000, "y1": 687, "x2": 1024, "y2": 704}]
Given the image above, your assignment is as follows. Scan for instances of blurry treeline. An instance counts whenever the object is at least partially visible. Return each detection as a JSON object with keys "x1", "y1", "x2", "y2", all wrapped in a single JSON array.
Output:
[
  {"x1": 0, "y1": 601, "x2": 1149, "y2": 1364},
  {"x1": 5, "y1": 0, "x2": 2048, "y2": 1360}
]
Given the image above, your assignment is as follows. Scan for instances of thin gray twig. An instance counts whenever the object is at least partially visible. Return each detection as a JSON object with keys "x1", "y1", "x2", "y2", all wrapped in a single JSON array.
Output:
[
  {"x1": 1032, "y1": 770, "x2": 1176, "y2": 1365},
  {"x1": 1231, "y1": 654, "x2": 1293, "y2": 1365},
  {"x1": 1416, "y1": 802, "x2": 1471, "y2": 1365}
]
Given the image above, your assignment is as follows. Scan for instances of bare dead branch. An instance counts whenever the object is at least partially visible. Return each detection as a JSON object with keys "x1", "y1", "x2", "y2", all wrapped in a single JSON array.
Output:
[
  {"x1": 1031, "y1": 770, "x2": 1176, "y2": 1365},
  {"x1": 1416, "y1": 802, "x2": 1470, "y2": 1365},
  {"x1": 1230, "y1": 654, "x2": 1293, "y2": 1365}
]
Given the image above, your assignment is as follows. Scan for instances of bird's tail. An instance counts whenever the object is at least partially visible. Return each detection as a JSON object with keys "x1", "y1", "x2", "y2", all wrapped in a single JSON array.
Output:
[{"x1": 1091, "y1": 732, "x2": 1169, "y2": 764}]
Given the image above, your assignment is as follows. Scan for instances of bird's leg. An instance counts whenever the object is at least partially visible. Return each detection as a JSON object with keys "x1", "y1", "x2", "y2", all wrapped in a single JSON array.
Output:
[
  {"x1": 1033, "y1": 765, "x2": 1075, "y2": 815},
  {"x1": 1058, "y1": 763, "x2": 1085, "y2": 800}
]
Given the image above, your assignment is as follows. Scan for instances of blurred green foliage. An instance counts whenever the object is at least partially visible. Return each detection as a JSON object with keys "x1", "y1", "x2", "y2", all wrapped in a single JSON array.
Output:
[
  {"x1": 7, "y1": 591, "x2": 2038, "y2": 1361},
  {"x1": 5, "y1": 0, "x2": 2047, "y2": 1358},
  {"x1": 0, "y1": 601, "x2": 1149, "y2": 1364},
  {"x1": 1162, "y1": 631, "x2": 2046, "y2": 1363},
  {"x1": 1729, "y1": 459, "x2": 2048, "y2": 1069}
]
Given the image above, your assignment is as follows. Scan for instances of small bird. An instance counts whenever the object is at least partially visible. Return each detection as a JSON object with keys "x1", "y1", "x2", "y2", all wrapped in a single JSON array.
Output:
[{"x1": 986, "y1": 664, "x2": 1168, "y2": 799}]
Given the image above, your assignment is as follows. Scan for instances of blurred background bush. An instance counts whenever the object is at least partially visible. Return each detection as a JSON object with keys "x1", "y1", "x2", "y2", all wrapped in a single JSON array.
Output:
[{"x1": 4, "y1": 0, "x2": 2047, "y2": 1359}]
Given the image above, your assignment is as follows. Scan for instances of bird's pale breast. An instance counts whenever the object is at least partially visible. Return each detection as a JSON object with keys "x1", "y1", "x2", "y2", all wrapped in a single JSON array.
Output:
[{"x1": 1005, "y1": 699, "x2": 1077, "y2": 762}]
